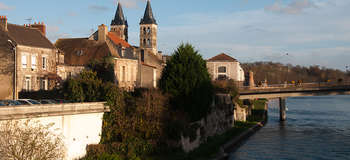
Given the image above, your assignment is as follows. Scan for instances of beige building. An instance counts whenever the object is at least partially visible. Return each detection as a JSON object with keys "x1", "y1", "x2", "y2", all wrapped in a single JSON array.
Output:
[
  {"x1": 0, "y1": 16, "x2": 59, "y2": 99},
  {"x1": 55, "y1": 0, "x2": 164, "y2": 90},
  {"x1": 207, "y1": 53, "x2": 245, "y2": 82}
]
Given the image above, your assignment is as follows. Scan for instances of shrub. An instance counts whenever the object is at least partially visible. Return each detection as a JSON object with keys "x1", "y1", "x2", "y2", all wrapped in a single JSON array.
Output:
[
  {"x1": 100, "y1": 89, "x2": 169, "y2": 159},
  {"x1": 0, "y1": 120, "x2": 65, "y2": 160}
]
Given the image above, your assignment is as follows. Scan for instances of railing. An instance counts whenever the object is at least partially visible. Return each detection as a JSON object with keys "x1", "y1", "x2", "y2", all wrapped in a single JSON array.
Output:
[{"x1": 239, "y1": 81, "x2": 350, "y2": 91}]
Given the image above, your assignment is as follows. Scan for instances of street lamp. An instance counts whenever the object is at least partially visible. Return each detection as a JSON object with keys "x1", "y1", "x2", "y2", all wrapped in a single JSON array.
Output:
[{"x1": 7, "y1": 39, "x2": 17, "y2": 100}]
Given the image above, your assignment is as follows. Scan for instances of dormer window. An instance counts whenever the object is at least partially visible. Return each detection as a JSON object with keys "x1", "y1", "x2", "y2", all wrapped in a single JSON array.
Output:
[{"x1": 76, "y1": 50, "x2": 84, "y2": 56}]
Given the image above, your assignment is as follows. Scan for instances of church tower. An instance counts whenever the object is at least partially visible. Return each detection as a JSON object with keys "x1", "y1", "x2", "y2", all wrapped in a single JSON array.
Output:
[
  {"x1": 111, "y1": 2, "x2": 128, "y2": 42},
  {"x1": 140, "y1": 0, "x2": 157, "y2": 55}
]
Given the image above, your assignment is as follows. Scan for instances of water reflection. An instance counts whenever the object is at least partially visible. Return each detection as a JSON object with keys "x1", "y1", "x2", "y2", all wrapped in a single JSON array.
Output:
[{"x1": 229, "y1": 95, "x2": 350, "y2": 160}]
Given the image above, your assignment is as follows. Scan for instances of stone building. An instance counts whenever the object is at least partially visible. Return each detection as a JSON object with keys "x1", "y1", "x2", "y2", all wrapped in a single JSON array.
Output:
[
  {"x1": 55, "y1": 0, "x2": 164, "y2": 90},
  {"x1": 0, "y1": 16, "x2": 59, "y2": 99},
  {"x1": 207, "y1": 53, "x2": 245, "y2": 83}
]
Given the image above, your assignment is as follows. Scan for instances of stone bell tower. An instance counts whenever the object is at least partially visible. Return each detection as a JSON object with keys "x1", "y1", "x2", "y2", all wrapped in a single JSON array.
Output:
[
  {"x1": 139, "y1": 0, "x2": 157, "y2": 55},
  {"x1": 111, "y1": 2, "x2": 128, "y2": 42}
]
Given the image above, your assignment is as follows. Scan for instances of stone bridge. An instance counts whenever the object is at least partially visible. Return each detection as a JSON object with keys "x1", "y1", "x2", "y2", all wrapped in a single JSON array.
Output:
[
  {"x1": 238, "y1": 82, "x2": 350, "y2": 121},
  {"x1": 0, "y1": 102, "x2": 110, "y2": 160}
]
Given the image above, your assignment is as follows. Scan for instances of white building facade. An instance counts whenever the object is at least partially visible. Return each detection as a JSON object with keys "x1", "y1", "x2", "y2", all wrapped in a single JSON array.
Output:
[{"x1": 207, "y1": 53, "x2": 245, "y2": 82}]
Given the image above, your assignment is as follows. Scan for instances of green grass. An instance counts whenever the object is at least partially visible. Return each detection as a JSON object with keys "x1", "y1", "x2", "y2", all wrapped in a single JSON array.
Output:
[{"x1": 253, "y1": 99, "x2": 268, "y2": 110}]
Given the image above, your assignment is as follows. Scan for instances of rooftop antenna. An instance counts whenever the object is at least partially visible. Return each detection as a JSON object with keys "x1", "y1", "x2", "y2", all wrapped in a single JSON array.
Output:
[{"x1": 25, "y1": 17, "x2": 33, "y2": 24}]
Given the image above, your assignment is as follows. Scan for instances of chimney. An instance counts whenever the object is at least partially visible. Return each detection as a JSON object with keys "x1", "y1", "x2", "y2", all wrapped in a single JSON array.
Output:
[
  {"x1": 31, "y1": 22, "x2": 46, "y2": 36},
  {"x1": 0, "y1": 16, "x2": 8, "y2": 32},
  {"x1": 98, "y1": 24, "x2": 108, "y2": 43}
]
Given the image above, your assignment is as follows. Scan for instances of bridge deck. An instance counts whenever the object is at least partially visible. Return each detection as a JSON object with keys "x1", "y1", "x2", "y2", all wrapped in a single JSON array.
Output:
[{"x1": 239, "y1": 82, "x2": 350, "y2": 99}]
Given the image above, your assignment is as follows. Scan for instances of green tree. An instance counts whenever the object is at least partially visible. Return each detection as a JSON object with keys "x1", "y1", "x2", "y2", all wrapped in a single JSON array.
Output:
[
  {"x1": 63, "y1": 70, "x2": 103, "y2": 102},
  {"x1": 159, "y1": 43, "x2": 213, "y2": 122},
  {"x1": 87, "y1": 57, "x2": 116, "y2": 83}
]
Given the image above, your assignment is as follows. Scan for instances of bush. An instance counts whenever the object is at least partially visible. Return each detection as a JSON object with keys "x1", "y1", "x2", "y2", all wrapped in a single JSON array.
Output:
[
  {"x1": 87, "y1": 57, "x2": 116, "y2": 83},
  {"x1": 0, "y1": 120, "x2": 65, "y2": 160},
  {"x1": 159, "y1": 43, "x2": 214, "y2": 122},
  {"x1": 100, "y1": 89, "x2": 169, "y2": 159},
  {"x1": 62, "y1": 70, "x2": 117, "y2": 102}
]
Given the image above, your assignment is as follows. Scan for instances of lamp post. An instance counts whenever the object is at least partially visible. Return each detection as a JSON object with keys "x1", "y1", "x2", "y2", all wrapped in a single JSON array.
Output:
[
  {"x1": 285, "y1": 53, "x2": 289, "y2": 86},
  {"x1": 8, "y1": 40, "x2": 17, "y2": 100}
]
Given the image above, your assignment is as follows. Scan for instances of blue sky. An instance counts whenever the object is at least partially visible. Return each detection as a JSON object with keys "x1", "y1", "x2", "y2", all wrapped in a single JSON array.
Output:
[{"x1": 1, "y1": 0, "x2": 349, "y2": 70}]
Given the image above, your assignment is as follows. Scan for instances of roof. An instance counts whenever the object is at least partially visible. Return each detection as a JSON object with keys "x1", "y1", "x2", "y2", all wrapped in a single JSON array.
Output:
[
  {"x1": 55, "y1": 38, "x2": 113, "y2": 65},
  {"x1": 207, "y1": 53, "x2": 238, "y2": 62},
  {"x1": 140, "y1": 0, "x2": 157, "y2": 25},
  {"x1": 111, "y1": 2, "x2": 128, "y2": 26},
  {"x1": 108, "y1": 32, "x2": 131, "y2": 48},
  {"x1": 6, "y1": 23, "x2": 55, "y2": 49}
]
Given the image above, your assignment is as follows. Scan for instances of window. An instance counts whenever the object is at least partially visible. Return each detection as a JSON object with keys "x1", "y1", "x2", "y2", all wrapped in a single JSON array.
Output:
[
  {"x1": 42, "y1": 57, "x2": 47, "y2": 70},
  {"x1": 122, "y1": 66, "x2": 126, "y2": 82},
  {"x1": 143, "y1": 39, "x2": 146, "y2": 46},
  {"x1": 147, "y1": 27, "x2": 151, "y2": 34},
  {"x1": 31, "y1": 55, "x2": 37, "y2": 69},
  {"x1": 218, "y1": 75, "x2": 228, "y2": 80},
  {"x1": 147, "y1": 39, "x2": 151, "y2": 46},
  {"x1": 121, "y1": 49, "x2": 125, "y2": 57},
  {"x1": 153, "y1": 69, "x2": 157, "y2": 88},
  {"x1": 22, "y1": 55, "x2": 27, "y2": 68},
  {"x1": 218, "y1": 66, "x2": 226, "y2": 73},
  {"x1": 141, "y1": 50, "x2": 145, "y2": 62},
  {"x1": 23, "y1": 76, "x2": 31, "y2": 91},
  {"x1": 76, "y1": 50, "x2": 84, "y2": 56},
  {"x1": 40, "y1": 78, "x2": 48, "y2": 90},
  {"x1": 143, "y1": 27, "x2": 146, "y2": 35}
]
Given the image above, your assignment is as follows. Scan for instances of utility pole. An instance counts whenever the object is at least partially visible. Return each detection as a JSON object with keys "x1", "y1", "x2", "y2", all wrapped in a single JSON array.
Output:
[{"x1": 8, "y1": 40, "x2": 17, "y2": 100}]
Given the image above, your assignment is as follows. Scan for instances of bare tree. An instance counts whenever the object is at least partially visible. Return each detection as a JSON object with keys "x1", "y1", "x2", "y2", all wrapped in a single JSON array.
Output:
[{"x1": 0, "y1": 120, "x2": 65, "y2": 160}]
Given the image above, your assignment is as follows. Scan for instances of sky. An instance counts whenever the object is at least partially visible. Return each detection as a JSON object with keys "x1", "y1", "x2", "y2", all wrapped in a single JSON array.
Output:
[{"x1": 1, "y1": 0, "x2": 349, "y2": 70}]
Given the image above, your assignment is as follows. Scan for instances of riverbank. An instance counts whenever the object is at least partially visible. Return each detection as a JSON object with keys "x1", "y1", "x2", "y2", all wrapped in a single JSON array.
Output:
[{"x1": 151, "y1": 100, "x2": 268, "y2": 160}]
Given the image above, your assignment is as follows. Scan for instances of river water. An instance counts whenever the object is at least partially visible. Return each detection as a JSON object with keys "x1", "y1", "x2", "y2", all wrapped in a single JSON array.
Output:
[{"x1": 229, "y1": 95, "x2": 350, "y2": 160}]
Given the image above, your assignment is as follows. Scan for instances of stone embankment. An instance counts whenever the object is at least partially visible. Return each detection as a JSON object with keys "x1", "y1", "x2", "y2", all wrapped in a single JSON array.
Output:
[{"x1": 215, "y1": 109, "x2": 268, "y2": 160}]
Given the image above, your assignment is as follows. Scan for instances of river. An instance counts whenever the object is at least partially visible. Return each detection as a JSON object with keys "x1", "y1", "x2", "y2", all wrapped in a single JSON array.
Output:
[{"x1": 229, "y1": 95, "x2": 350, "y2": 160}]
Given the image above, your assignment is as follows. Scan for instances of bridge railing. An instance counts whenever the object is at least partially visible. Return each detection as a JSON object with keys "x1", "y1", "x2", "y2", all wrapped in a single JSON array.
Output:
[{"x1": 239, "y1": 81, "x2": 350, "y2": 91}]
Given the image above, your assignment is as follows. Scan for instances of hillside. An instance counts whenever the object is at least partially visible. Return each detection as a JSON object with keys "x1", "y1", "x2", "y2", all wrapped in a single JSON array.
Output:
[{"x1": 242, "y1": 62, "x2": 350, "y2": 84}]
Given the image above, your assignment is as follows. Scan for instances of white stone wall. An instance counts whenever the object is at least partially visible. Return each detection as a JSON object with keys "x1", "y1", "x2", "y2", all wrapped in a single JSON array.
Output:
[
  {"x1": 0, "y1": 102, "x2": 108, "y2": 160},
  {"x1": 181, "y1": 94, "x2": 235, "y2": 152}
]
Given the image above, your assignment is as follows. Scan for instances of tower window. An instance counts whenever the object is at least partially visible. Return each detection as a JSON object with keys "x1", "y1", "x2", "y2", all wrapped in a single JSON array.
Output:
[
  {"x1": 141, "y1": 50, "x2": 145, "y2": 62},
  {"x1": 147, "y1": 27, "x2": 151, "y2": 34},
  {"x1": 147, "y1": 39, "x2": 151, "y2": 46},
  {"x1": 143, "y1": 39, "x2": 146, "y2": 46},
  {"x1": 143, "y1": 27, "x2": 146, "y2": 35}
]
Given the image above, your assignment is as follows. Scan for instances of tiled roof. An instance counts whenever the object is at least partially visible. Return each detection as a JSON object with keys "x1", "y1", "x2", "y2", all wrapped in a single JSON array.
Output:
[
  {"x1": 55, "y1": 38, "x2": 112, "y2": 66},
  {"x1": 108, "y1": 32, "x2": 131, "y2": 48},
  {"x1": 6, "y1": 23, "x2": 55, "y2": 49},
  {"x1": 207, "y1": 53, "x2": 237, "y2": 62}
]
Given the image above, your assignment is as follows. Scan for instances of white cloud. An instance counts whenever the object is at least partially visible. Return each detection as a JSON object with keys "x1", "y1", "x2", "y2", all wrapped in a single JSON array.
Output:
[
  {"x1": 265, "y1": 0, "x2": 316, "y2": 14},
  {"x1": 156, "y1": 0, "x2": 350, "y2": 70},
  {"x1": 113, "y1": 0, "x2": 146, "y2": 9},
  {"x1": 0, "y1": 2, "x2": 13, "y2": 11}
]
